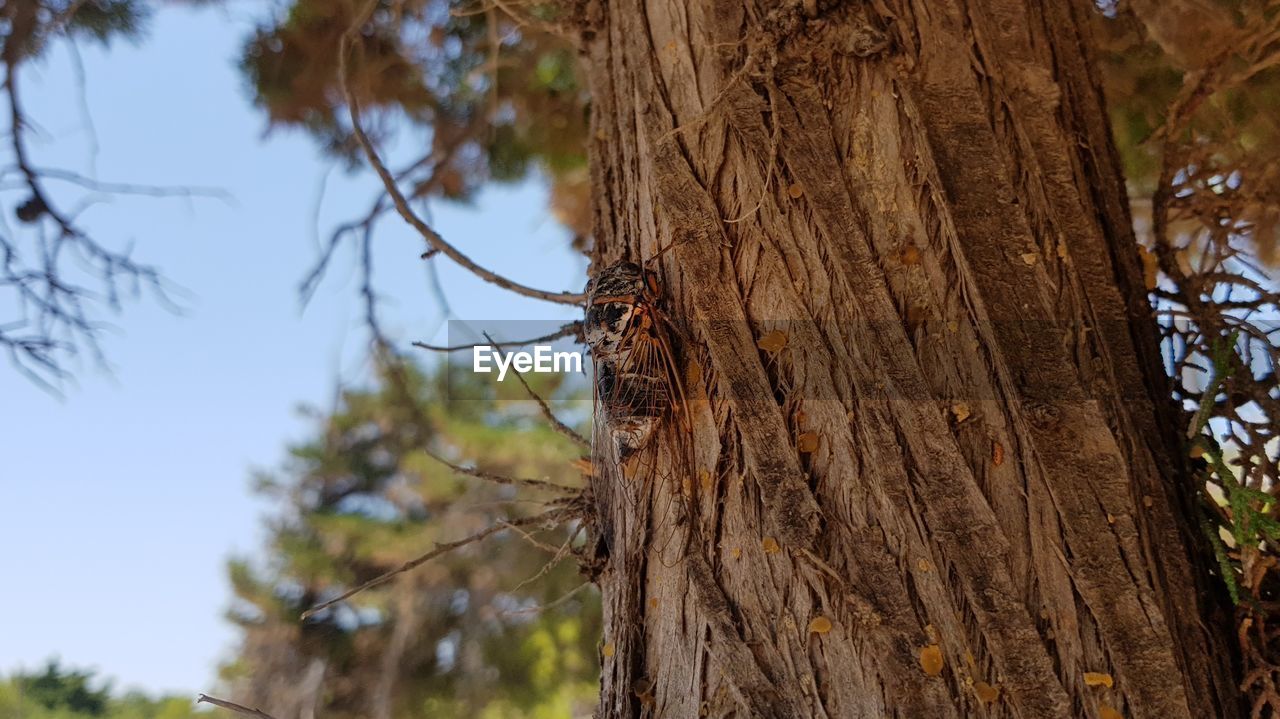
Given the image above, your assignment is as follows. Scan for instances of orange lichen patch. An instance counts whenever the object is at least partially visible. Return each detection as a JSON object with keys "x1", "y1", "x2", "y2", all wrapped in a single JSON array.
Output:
[
  {"x1": 919, "y1": 645, "x2": 944, "y2": 676},
  {"x1": 1099, "y1": 703, "x2": 1123, "y2": 719},
  {"x1": 757, "y1": 330, "x2": 788, "y2": 353},
  {"x1": 731, "y1": 546, "x2": 742, "y2": 559},
  {"x1": 648, "y1": 598, "x2": 659, "y2": 610},
  {"x1": 699, "y1": 468, "x2": 713, "y2": 493},
  {"x1": 951, "y1": 403, "x2": 972, "y2": 423},
  {"x1": 1021, "y1": 252, "x2": 1039, "y2": 265},
  {"x1": 602, "y1": 643, "x2": 616, "y2": 658},
  {"x1": 798, "y1": 432, "x2": 820, "y2": 453},
  {"x1": 787, "y1": 183, "x2": 804, "y2": 198},
  {"x1": 762, "y1": 537, "x2": 781, "y2": 554},
  {"x1": 1084, "y1": 672, "x2": 1114, "y2": 688},
  {"x1": 808, "y1": 616, "x2": 833, "y2": 634},
  {"x1": 974, "y1": 682, "x2": 999, "y2": 704},
  {"x1": 992, "y1": 441, "x2": 1004, "y2": 466},
  {"x1": 898, "y1": 244, "x2": 921, "y2": 265},
  {"x1": 917, "y1": 558, "x2": 932, "y2": 572}
]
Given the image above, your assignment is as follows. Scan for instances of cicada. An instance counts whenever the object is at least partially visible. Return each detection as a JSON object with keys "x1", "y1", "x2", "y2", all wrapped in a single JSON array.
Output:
[{"x1": 584, "y1": 260, "x2": 687, "y2": 463}]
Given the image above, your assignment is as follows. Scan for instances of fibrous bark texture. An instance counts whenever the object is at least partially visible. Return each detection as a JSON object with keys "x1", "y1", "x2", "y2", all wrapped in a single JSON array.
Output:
[{"x1": 581, "y1": 0, "x2": 1238, "y2": 717}]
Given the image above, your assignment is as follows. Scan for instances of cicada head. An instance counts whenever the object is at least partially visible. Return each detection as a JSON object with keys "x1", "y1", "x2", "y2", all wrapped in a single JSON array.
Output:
[
  {"x1": 587, "y1": 261, "x2": 645, "y2": 298},
  {"x1": 584, "y1": 261, "x2": 646, "y2": 355}
]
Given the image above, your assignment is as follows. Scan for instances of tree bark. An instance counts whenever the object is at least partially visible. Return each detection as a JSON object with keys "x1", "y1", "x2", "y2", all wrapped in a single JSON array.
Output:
[{"x1": 580, "y1": 0, "x2": 1239, "y2": 717}]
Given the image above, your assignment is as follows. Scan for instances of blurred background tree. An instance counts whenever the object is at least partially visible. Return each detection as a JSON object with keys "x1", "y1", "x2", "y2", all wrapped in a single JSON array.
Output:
[
  {"x1": 0, "y1": 660, "x2": 201, "y2": 718},
  {"x1": 218, "y1": 361, "x2": 597, "y2": 718}
]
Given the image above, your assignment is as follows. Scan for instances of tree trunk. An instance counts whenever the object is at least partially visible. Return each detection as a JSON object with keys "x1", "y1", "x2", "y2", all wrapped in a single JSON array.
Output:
[{"x1": 580, "y1": 0, "x2": 1239, "y2": 717}]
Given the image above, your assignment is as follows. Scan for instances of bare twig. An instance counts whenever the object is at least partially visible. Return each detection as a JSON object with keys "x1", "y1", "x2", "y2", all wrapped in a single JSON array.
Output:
[
  {"x1": 514, "y1": 367, "x2": 590, "y2": 447},
  {"x1": 503, "y1": 518, "x2": 567, "y2": 554},
  {"x1": 423, "y1": 444, "x2": 577, "y2": 494},
  {"x1": 374, "y1": 341, "x2": 578, "y2": 494},
  {"x1": 32, "y1": 167, "x2": 232, "y2": 202},
  {"x1": 1, "y1": 39, "x2": 199, "y2": 384},
  {"x1": 197, "y1": 694, "x2": 278, "y2": 719},
  {"x1": 500, "y1": 581, "x2": 591, "y2": 617},
  {"x1": 297, "y1": 120, "x2": 475, "y2": 311},
  {"x1": 300, "y1": 506, "x2": 572, "y2": 619},
  {"x1": 412, "y1": 321, "x2": 582, "y2": 353},
  {"x1": 508, "y1": 523, "x2": 578, "y2": 593},
  {"x1": 337, "y1": 3, "x2": 585, "y2": 306},
  {"x1": 482, "y1": 331, "x2": 590, "y2": 448}
]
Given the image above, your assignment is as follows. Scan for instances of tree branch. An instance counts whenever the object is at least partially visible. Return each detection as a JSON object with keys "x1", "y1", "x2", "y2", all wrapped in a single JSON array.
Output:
[
  {"x1": 196, "y1": 694, "x2": 278, "y2": 719},
  {"x1": 483, "y1": 330, "x2": 590, "y2": 448},
  {"x1": 411, "y1": 320, "x2": 582, "y2": 353},
  {"x1": 300, "y1": 506, "x2": 573, "y2": 620},
  {"x1": 337, "y1": 4, "x2": 585, "y2": 306}
]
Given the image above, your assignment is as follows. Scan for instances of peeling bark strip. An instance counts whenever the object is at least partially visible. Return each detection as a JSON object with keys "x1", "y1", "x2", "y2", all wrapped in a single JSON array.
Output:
[
  {"x1": 685, "y1": 524, "x2": 809, "y2": 718},
  {"x1": 580, "y1": 0, "x2": 1238, "y2": 716},
  {"x1": 642, "y1": 136, "x2": 823, "y2": 549}
]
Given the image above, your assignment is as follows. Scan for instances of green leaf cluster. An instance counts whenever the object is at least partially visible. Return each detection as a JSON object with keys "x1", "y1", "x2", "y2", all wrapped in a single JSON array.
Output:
[{"x1": 238, "y1": 0, "x2": 588, "y2": 209}]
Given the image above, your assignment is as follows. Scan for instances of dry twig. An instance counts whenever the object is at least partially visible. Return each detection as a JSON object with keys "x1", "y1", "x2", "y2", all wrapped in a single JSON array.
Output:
[
  {"x1": 411, "y1": 321, "x2": 582, "y2": 353},
  {"x1": 338, "y1": 2, "x2": 585, "y2": 306},
  {"x1": 197, "y1": 694, "x2": 278, "y2": 719},
  {"x1": 481, "y1": 331, "x2": 590, "y2": 448},
  {"x1": 301, "y1": 506, "x2": 573, "y2": 619}
]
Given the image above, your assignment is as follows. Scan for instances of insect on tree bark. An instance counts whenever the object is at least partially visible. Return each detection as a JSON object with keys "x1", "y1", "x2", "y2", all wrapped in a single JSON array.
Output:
[{"x1": 577, "y1": 0, "x2": 1240, "y2": 717}]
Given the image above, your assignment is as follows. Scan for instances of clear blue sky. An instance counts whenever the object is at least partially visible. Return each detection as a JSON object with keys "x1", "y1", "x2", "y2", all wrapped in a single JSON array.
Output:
[{"x1": 0, "y1": 3, "x2": 583, "y2": 696}]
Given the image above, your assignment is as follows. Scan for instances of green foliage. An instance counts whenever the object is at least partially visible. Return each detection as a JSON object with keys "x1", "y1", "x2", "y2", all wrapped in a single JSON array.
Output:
[
  {"x1": 15, "y1": 660, "x2": 110, "y2": 716},
  {"x1": 1192, "y1": 332, "x2": 1280, "y2": 606},
  {"x1": 0, "y1": 1, "x2": 200, "y2": 63},
  {"x1": 238, "y1": 0, "x2": 589, "y2": 216},
  {"x1": 222, "y1": 360, "x2": 598, "y2": 718},
  {"x1": 64, "y1": 1, "x2": 151, "y2": 46},
  {"x1": 0, "y1": 662, "x2": 201, "y2": 719},
  {"x1": 1096, "y1": 25, "x2": 1182, "y2": 191}
]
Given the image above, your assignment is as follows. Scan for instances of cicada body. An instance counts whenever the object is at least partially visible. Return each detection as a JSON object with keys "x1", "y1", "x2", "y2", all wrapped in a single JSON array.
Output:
[{"x1": 584, "y1": 261, "x2": 679, "y2": 461}]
